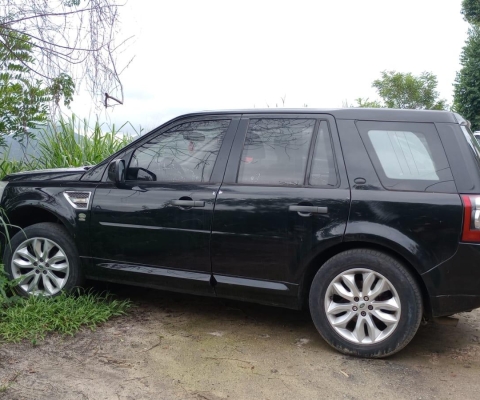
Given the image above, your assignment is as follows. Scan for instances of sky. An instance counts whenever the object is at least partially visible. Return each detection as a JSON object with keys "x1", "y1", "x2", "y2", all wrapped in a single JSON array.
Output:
[{"x1": 70, "y1": 0, "x2": 470, "y2": 135}]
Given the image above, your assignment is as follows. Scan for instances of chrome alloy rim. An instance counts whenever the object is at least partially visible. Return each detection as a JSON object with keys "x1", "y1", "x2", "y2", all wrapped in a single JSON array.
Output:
[
  {"x1": 11, "y1": 238, "x2": 70, "y2": 296},
  {"x1": 324, "y1": 268, "x2": 401, "y2": 344}
]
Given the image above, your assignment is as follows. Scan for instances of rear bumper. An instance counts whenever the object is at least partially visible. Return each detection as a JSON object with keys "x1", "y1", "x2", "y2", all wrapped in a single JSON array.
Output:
[{"x1": 422, "y1": 243, "x2": 480, "y2": 317}]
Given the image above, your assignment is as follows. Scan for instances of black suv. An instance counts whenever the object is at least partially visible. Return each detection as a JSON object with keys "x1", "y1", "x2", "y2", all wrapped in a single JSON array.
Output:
[{"x1": 2, "y1": 108, "x2": 480, "y2": 358}]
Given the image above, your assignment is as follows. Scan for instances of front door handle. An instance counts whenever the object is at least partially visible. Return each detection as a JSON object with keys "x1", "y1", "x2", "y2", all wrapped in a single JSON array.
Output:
[
  {"x1": 172, "y1": 200, "x2": 205, "y2": 208},
  {"x1": 289, "y1": 205, "x2": 328, "y2": 214}
]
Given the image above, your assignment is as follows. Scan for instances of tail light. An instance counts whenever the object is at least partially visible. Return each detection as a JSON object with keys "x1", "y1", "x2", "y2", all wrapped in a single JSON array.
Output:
[{"x1": 461, "y1": 195, "x2": 480, "y2": 242}]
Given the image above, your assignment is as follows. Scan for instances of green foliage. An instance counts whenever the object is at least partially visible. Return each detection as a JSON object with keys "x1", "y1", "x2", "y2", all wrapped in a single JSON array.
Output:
[
  {"x1": 0, "y1": 26, "x2": 75, "y2": 146},
  {"x1": 462, "y1": 0, "x2": 480, "y2": 25},
  {"x1": 0, "y1": 214, "x2": 19, "y2": 307},
  {"x1": 354, "y1": 98, "x2": 383, "y2": 108},
  {"x1": 0, "y1": 115, "x2": 135, "y2": 179},
  {"x1": 49, "y1": 73, "x2": 75, "y2": 108},
  {"x1": 371, "y1": 71, "x2": 448, "y2": 110},
  {"x1": 0, "y1": 29, "x2": 76, "y2": 142},
  {"x1": 0, "y1": 148, "x2": 37, "y2": 179},
  {"x1": 37, "y1": 115, "x2": 133, "y2": 169},
  {"x1": 351, "y1": 71, "x2": 447, "y2": 110},
  {"x1": 0, "y1": 289, "x2": 131, "y2": 343},
  {"x1": 454, "y1": 27, "x2": 480, "y2": 131},
  {"x1": 0, "y1": 30, "x2": 50, "y2": 143},
  {"x1": 0, "y1": 266, "x2": 21, "y2": 308}
]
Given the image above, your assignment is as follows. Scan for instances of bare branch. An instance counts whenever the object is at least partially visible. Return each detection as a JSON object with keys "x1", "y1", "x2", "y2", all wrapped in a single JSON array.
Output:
[
  {"x1": 1, "y1": 6, "x2": 116, "y2": 26},
  {"x1": 1, "y1": 24, "x2": 108, "y2": 53},
  {"x1": 104, "y1": 92, "x2": 123, "y2": 108},
  {"x1": 0, "y1": 0, "x2": 132, "y2": 107}
]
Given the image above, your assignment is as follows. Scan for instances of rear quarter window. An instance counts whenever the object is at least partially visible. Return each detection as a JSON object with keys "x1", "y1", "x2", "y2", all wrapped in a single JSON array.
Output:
[{"x1": 356, "y1": 121, "x2": 456, "y2": 193}]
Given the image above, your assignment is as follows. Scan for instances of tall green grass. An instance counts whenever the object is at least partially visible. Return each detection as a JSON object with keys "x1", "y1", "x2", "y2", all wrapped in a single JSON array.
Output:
[
  {"x1": 37, "y1": 115, "x2": 134, "y2": 169},
  {"x1": 0, "y1": 114, "x2": 136, "y2": 178},
  {"x1": 0, "y1": 147, "x2": 38, "y2": 178}
]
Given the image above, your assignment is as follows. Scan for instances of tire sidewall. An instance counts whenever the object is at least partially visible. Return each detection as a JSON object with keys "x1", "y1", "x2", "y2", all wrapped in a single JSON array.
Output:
[
  {"x1": 309, "y1": 250, "x2": 422, "y2": 358},
  {"x1": 3, "y1": 223, "x2": 83, "y2": 297}
]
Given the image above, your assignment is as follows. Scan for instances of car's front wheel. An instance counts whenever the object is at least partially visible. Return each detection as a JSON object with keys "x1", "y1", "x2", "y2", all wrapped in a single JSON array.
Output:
[
  {"x1": 309, "y1": 249, "x2": 423, "y2": 358},
  {"x1": 4, "y1": 222, "x2": 84, "y2": 297}
]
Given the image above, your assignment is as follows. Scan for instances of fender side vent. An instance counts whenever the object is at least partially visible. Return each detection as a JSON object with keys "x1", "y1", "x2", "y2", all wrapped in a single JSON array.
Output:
[{"x1": 63, "y1": 191, "x2": 92, "y2": 209}]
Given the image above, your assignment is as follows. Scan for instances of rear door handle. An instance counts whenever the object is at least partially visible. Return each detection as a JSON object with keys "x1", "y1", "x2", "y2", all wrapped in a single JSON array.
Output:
[
  {"x1": 172, "y1": 200, "x2": 205, "y2": 208},
  {"x1": 289, "y1": 205, "x2": 328, "y2": 214}
]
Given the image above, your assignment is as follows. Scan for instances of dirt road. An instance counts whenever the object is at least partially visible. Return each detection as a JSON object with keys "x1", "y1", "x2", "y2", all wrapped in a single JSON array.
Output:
[{"x1": 1, "y1": 283, "x2": 479, "y2": 399}]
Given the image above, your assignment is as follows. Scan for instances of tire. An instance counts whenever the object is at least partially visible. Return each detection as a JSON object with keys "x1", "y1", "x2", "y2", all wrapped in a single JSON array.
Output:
[
  {"x1": 309, "y1": 249, "x2": 423, "y2": 358},
  {"x1": 3, "y1": 222, "x2": 84, "y2": 297}
]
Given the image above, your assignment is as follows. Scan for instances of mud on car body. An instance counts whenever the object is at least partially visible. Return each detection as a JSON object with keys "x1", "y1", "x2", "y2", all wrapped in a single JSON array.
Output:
[{"x1": 2, "y1": 108, "x2": 480, "y2": 358}]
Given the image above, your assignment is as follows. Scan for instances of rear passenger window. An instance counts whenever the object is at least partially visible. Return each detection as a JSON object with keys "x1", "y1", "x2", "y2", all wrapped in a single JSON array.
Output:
[
  {"x1": 309, "y1": 121, "x2": 338, "y2": 187},
  {"x1": 237, "y1": 118, "x2": 315, "y2": 186},
  {"x1": 357, "y1": 121, "x2": 456, "y2": 192}
]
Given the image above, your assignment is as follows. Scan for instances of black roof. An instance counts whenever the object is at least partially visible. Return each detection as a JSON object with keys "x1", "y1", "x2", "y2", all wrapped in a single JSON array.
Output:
[{"x1": 184, "y1": 108, "x2": 458, "y2": 124}]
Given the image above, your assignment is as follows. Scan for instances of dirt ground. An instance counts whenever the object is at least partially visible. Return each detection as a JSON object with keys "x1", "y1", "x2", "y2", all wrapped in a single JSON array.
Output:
[{"x1": 1, "y1": 283, "x2": 480, "y2": 400}]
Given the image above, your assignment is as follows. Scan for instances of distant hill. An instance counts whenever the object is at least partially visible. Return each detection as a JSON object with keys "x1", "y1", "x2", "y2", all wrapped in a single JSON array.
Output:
[{"x1": 0, "y1": 126, "x2": 81, "y2": 162}]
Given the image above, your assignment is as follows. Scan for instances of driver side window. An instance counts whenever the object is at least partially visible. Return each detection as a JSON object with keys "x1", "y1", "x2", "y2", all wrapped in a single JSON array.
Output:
[{"x1": 128, "y1": 120, "x2": 230, "y2": 183}]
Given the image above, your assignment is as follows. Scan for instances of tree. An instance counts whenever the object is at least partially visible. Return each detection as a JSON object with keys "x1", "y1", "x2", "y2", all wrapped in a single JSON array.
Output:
[
  {"x1": 454, "y1": 27, "x2": 480, "y2": 131},
  {"x1": 0, "y1": 29, "x2": 75, "y2": 142},
  {"x1": 462, "y1": 0, "x2": 480, "y2": 25},
  {"x1": 0, "y1": 0, "x2": 129, "y2": 108},
  {"x1": 0, "y1": 30, "x2": 50, "y2": 143},
  {"x1": 352, "y1": 71, "x2": 447, "y2": 110},
  {"x1": 455, "y1": 2, "x2": 480, "y2": 131},
  {"x1": 371, "y1": 71, "x2": 447, "y2": 110},
  {"x1": 352, "y1": 98, "x2": 382, "y2": 108}
]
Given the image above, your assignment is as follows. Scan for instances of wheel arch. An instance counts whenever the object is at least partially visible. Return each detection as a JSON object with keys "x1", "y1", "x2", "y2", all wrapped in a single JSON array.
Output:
[
  {"x1": 2, "y1": 205, "x2": 73, "y2": 243},
  {"x1": 300, "y1": 241, "x2": 432, "y2": 318}
]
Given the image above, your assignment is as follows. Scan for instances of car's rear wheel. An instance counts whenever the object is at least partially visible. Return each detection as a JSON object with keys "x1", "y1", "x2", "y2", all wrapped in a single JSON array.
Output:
[
  {"x1": 4, "y1": 222, "x2": 84, "y2": 297},
  {"x1": 309, "y1": 249, "x2": 423, "y2": 358}
]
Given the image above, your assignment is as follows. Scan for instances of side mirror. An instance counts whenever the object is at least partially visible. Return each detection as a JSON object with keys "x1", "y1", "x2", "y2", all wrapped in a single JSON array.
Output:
[{"x1": 108, "y1": 159, "x2": 126, "y2": 186}]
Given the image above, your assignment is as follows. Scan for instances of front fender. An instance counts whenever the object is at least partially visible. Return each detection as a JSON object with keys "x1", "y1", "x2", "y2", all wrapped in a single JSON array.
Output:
[{"x1": 1, "y1": 184, "x2": 96, "y2": 257}]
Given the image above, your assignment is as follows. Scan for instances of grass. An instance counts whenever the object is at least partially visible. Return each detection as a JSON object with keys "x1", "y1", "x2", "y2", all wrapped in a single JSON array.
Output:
[
  {"x1": 0, "y1": 264, "x2": 131, "y2": 344},
  {"x1": 0, "y1": 114, "x2": 136, "y2": 178},
  {"x1": 0, "y1": 264, "x2": 20, "y2": 306},
  {"x1": 0, "y1": 256, "x2": 131, "y2": 346},
  {"x1": 0, "y1": 147, "x2": 38, "y2": 179},
  {"x1": 37, "y1": 115, "x2": 133, "y2": 169},
  {"x1": 0, "y1": 288, "x2": 131, "y2": 344}
]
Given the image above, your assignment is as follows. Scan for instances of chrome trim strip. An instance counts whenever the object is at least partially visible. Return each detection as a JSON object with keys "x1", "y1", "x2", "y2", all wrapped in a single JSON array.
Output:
[{"x1": 99, "y1": 221, "x2": 208, "y2": 234}]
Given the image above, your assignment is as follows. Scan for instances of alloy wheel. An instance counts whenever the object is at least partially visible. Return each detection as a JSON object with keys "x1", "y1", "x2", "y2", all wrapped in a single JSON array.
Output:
[
  {"x1": 11, "y1": 237, "x2": 70, "y2": 296},
  {"x1": 324, "y1": 268, "x2": 401, "y2": 344}
]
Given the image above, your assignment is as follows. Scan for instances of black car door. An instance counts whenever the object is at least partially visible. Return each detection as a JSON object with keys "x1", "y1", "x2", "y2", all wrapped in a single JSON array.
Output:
[
  {"x1": 210, "y1": 114, "x2": 351, "y2": 308},
  {"x1": 89, "y1": 115, "x2": 239, "y2": 294}
]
